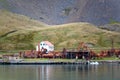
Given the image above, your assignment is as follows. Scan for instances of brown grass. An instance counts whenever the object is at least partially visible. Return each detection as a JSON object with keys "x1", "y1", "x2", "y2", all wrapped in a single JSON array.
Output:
[{"x1": 0, "y1": 10, "x2": 120, "y2": 50}]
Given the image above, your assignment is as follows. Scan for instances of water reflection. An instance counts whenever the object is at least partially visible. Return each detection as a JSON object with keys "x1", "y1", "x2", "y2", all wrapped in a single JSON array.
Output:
[
  {"x1": 61, "y1": 64, "x2": 99, "y2": 80},
  {"x1": 0, "y1": 63, "x2": 120, "y2": 80}
]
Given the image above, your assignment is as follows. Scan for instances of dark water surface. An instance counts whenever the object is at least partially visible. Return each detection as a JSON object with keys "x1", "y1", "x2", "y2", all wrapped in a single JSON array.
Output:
[{"x1": 0, "y1": 63, "x2": 120, "y2": 80}]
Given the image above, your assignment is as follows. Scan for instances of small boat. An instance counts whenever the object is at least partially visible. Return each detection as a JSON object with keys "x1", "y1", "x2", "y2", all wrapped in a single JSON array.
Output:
[
  {"x1": 90, "y1": 61, "x2": 99, "y2": 65},
  {"x1": 86, "y1": 61, "x2": 99, "y2": 65}
]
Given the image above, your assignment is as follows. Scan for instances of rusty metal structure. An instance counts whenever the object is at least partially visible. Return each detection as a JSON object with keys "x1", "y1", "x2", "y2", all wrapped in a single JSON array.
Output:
[{"x1": 18, "y1": 42, "x2": 120, "y2": 59}]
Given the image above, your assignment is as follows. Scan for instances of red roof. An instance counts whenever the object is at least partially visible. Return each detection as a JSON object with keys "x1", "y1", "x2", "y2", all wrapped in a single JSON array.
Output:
[{"x1": 43, "y1": 41, "x2": 54, "y2": 46}]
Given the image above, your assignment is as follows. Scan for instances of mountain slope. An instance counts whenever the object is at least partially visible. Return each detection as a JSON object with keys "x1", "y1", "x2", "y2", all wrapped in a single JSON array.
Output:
[
  {"x1": 0, "y1": 10, "x2": 47, "y2": 50},
  {"x1": 0, "y1": 0, "x2": 120, "y2": 25},
  {"x1": 0, "y1": 10, "x2": 120, "y2": 50},
  {"x1": 34, "y1": 23, "x2": 120, "y2": 50},
  {"x1": 99, "y1": 23, "x2": 120, "y2": 32}
]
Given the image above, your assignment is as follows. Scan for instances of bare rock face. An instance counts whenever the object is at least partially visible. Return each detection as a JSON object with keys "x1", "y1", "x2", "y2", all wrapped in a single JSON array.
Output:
[
  {"x1": 99, "y1": 24, "x2": 120, "y2": 32},
  {"x1": 0, "y1": 0, "x2": 120, "y2": 25}
]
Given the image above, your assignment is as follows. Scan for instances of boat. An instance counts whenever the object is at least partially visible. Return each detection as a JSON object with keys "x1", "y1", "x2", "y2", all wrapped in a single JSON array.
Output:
[
  {"x1": 86, "y1": 61, "x2": 99, "y2": 65},
  {"x1": 90, "y1": 61, "x2": 99, "y2": 65}
]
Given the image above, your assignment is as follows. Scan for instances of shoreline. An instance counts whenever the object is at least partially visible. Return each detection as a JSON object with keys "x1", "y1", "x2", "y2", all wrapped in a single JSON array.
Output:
[{"x1": 0, "y1": 59, "x2": 120, "y2": 65}]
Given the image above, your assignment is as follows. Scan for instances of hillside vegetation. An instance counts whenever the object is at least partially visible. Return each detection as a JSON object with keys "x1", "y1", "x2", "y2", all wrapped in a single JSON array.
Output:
[
  {"x1": 0, "y1": 10, "x2": 120, "y2": 50},
  {"x1": 34, "y1": 23, "x2": 120, "y2": 50},
  {"x1": 0, "y1": 10, "x2": 47, "y2": 50}
]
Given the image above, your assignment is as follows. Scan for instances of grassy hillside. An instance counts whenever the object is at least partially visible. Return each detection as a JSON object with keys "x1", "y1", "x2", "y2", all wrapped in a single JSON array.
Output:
[
  {"x1": 0, "y1": 10, "x2": 120, "y2": 50},
  {"x1": 34, "y1": 23, "x2": 120, "y2": 50},
  {"x1": 0, "y1": 10, "x2": 47, "y2": 50}
]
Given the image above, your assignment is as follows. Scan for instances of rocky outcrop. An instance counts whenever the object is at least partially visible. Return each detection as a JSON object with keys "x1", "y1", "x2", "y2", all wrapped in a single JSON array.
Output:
[{"x1": 99, "y1": 23, "x2": 120, "y2": 32}]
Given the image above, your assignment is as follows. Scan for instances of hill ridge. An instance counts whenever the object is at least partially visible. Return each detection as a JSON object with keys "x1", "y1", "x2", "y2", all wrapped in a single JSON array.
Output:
[{"x1": 0, "y1": 10, "x2": 120, "y2": 50}]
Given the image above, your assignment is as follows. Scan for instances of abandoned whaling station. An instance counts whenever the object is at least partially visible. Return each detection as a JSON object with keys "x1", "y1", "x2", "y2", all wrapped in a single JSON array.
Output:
[{"x1": 0, "y1": 41, "x2": 120, "y2": 65}]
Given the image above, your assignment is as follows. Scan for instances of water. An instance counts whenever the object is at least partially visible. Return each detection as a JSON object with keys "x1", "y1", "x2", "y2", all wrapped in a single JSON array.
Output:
[{"x1": 0, "y1": 63, "x2": 120, "y2": 80}]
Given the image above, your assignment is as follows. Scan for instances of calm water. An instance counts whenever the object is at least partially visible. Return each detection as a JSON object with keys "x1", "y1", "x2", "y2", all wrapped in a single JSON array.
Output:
[{"x1": 0, "y1": 63, "x2": 120, "y2": 80}]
